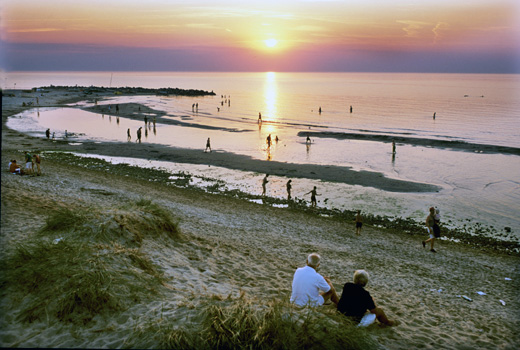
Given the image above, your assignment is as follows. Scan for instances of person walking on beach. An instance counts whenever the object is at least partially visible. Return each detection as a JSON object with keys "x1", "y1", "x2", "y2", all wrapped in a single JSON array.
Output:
[
  {"x1": 262, "y1": 174, "x2": 269, "y2": 196},
  {"x1": 33, "y1": 153, "x2": 41, "y2": 176},
  {"x1": 136, "y1": 127, "x2": 142, "y2": 143},
  {"x1": 337, "y1": 270, "x2": 398, "y2": 327},
  {"x1": 355, "y1": 210, "x2": 363, "y2": 235},
  {"x1": 305, "y1": 186, "x2": 319, "y2": 208},
  {"x1": 205, "y1": 137, "x2": 212, "y2": 153},
  {"x1": 422, "y1": 207, "x2": 438, "y2": 252},
  {"x1": 266, "y1": 134, "x2": 272, "y2": 149},
  {"x1": 45, "y1": 128, "x2": 50, "y2": 140},
  {"x1": 127, "y1": 128, "x2": 131, "y2": 141},
  {"x1": 286, "y1": 179, "x2": 292, "y2": 200},
  {"x1": 290, "y1": 253, "x2": 339, "y2": 307}
]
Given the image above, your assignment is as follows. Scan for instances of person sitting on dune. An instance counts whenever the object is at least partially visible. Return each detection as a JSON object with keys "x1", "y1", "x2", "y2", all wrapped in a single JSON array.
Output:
[
  {"x1": 290, "y1": 253, "x2": 339, "y2": 307},
  {"x1": 9, "y1": 159, "x2": 23, "y2": 175},
  {"x1": 337, "y1": 269, "x2": 398, "y2": 326}
]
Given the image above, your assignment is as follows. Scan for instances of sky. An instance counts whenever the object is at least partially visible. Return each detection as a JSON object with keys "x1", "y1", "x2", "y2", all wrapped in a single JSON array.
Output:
[{"x1": 1, "y1": 0, "x2": 519, "y2": 73}]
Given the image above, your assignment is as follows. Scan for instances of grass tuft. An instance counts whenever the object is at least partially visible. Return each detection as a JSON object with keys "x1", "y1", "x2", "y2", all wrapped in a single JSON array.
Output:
[
  {"x1": 126, "y1": 296, "x2": 379, "y2": 350},
  {"x1": 1, "y1": 201, "x2": 177, "y2": 324}
]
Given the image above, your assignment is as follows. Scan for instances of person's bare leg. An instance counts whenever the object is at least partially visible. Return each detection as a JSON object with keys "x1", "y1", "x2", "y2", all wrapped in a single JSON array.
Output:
[
  {"x1": 371, "y1": 307, "x2": 397, "y2": 326},
  {"x1": 321, "y1": 278, "x2": 339, "y2": 305}
]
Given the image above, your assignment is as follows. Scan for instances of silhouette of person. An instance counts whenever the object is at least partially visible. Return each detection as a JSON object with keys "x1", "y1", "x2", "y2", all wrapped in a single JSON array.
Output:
[
  {"x1": 350, "y1": 105, "x2": 353, "y2": 113},
  {"x1": 306, "y1": 134, "x2": 311, "y2": 144},
  {"x1": 205, "y1": 137, "x2": 212, "y2": 152},
  {"x1": 267, "y1": 134, "x2": 272, "y2": 148},
  {"x1": 136, "y1": 127, "x2": 142, "y2": 143},
  {"x1": 305, "y1": 186, "x2": 319, "y2": 207},
  {"x1": 45, "y1": 128, "x2": 50, "y2": 139},
  {"x1": 286, "y1": 180, "x2": 292, "y2": 200},
  {"x1": 262, "y1": 174, "x2": 269, "y2": 196},
  {"x1": 392, "y1": 140, "x2": 396, "y2": 154},
  {"x1": 127, "y1": 128, "x2": 131, "y2": 141},
  {"x1": 319, "y1": 106, "x2": 322, "y2": 114}
]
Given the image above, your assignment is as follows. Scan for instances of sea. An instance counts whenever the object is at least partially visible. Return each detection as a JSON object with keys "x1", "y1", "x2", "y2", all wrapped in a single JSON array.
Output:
[{"x1": 4, "y1": 71, "x2": 520, "y2": 243}]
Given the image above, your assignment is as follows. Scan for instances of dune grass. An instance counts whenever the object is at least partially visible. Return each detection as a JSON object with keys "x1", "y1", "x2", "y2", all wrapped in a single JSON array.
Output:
[
  {"x1": 1, "y1": 200, "x2": 180, "y2": 325},
  {"x1": 126, "y1": 296, "x2": 379, "y2": 350}
]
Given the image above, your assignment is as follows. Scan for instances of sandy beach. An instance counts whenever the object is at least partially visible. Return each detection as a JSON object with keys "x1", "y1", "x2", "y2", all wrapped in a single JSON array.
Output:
[{"x1": 1, "y1": 88, "x2": 519, "y2": 349}]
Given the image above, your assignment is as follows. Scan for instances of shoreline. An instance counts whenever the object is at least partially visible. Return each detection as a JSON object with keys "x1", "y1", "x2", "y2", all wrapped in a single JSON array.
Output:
[
  {"x1": 299, "y1": 131, "x2": 520, "y2": 156},
  {"x1": 2, "y1": 87, "x2": 519, "y2": 250}
]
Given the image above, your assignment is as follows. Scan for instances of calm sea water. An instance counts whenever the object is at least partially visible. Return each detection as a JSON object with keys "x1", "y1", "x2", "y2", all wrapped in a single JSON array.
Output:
[{"x1": 5, "y1": 72, "x2": 520, "y2": 242}]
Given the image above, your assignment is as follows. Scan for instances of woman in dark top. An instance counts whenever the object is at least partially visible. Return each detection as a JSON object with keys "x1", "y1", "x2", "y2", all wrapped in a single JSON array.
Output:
[{"x1": 337, "y1": 270, "x2": 397, "y2": 326}]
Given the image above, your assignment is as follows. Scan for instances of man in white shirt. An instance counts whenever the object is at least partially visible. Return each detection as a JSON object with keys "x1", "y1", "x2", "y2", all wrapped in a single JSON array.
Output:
[{"x1": 290, "y1": 253, "x2": 339, "y2": 307}]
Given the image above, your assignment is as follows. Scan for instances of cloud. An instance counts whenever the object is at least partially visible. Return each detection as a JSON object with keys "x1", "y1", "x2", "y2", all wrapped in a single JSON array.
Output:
[
  {"x1": 432, "y1": 22, "x2": 449, "y2": 44},
  {"x1": 396, "y1": 20, "x2": 430, "y2": 38}
]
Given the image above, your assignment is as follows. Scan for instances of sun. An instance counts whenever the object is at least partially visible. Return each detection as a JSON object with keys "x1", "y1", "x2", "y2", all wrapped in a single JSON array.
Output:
[{"x1": 264, "y1": 38, "x2": 278, "y2": 48}]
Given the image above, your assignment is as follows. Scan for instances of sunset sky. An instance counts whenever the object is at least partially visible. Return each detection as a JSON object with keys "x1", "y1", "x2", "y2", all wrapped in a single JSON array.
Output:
[{"x1": 1, "y1": 0, "x2": 519, "y2": 73}]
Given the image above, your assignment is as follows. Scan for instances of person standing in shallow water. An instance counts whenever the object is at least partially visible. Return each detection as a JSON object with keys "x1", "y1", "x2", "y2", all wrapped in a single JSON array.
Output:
[
  {"x1": 127, "y1": 128, "x2": 131, "y2": 141},
  {"x1": 205, "y1": 137, "x2": 212, "y2": 152}
]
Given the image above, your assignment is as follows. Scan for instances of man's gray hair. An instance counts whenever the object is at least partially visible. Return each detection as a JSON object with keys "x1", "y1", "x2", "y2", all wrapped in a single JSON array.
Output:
[
  {"x1": 353, "y1": 270, "x2": 369, "y2": 286},
  {"x1": 307, "y1": 253, "x2": 321, "y2": 267}
]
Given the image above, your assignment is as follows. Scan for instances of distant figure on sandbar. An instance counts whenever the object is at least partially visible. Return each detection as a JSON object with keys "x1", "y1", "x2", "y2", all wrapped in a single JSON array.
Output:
[
  {"x1": 433, "y1": 112, "x2": 436, "y2": 120},
  {"x1": 45, "y1": 128, "x2": 50, "y2": 139},
  {"x1": 350, "y1": 105, "x2": 353, "y2": 113},
  {"x1": 319, "y1": 106, "x2": 322, "y2": 114},
  {"x1": 286, "y1": 179, "x2": 292, "y2": 200},
  {"x1": 306, "y1": 134, "x2": 311, "y2": 144},
  {"x1": 305, "y1": 186, "x2": 319, "y2": 208},
  {"x1": 262, "y1": 174, "x2": 269, "y2": 196},
  {"x1": 205, "y1": 137, "x2": 212, "y2": 153},
  {"x1": 275, "y1": 135, "x2": 279, "y2": 143},
  {"x1": 127, "y1": 128, "x2": 131, "y2": 141},
  {"x1": 258, "y1": 112, "x2": 262, "y2": 124},
  {"x1": 392, "y1": 140, "x2": 396, "y2": 154},
  {"x1": 355, "y1": 210, "x2": 363, "y2": 235},
  {"x1": 136, "y1": 127, "x2": 142, "y2": 143}
]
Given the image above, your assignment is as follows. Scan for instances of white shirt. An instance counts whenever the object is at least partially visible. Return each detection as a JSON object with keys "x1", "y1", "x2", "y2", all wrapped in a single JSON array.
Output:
[{"x1": 290, "y1": 265, "x2": 331, "y2": 307}]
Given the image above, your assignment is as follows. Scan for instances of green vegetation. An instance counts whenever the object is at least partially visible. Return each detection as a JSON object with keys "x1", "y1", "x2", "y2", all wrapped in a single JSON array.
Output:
[
  {"x1": 126, "y1": 296, "x2": 378, "y2": 350},
  {"x1": 0, "y1": 200, "x2": 181, "y2": 325}
]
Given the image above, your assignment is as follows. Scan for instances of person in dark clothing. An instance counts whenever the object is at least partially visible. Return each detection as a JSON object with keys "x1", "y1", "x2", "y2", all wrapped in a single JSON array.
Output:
[{"x1": 337, "y1": 270, "x2": 398, "y2": 326}]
